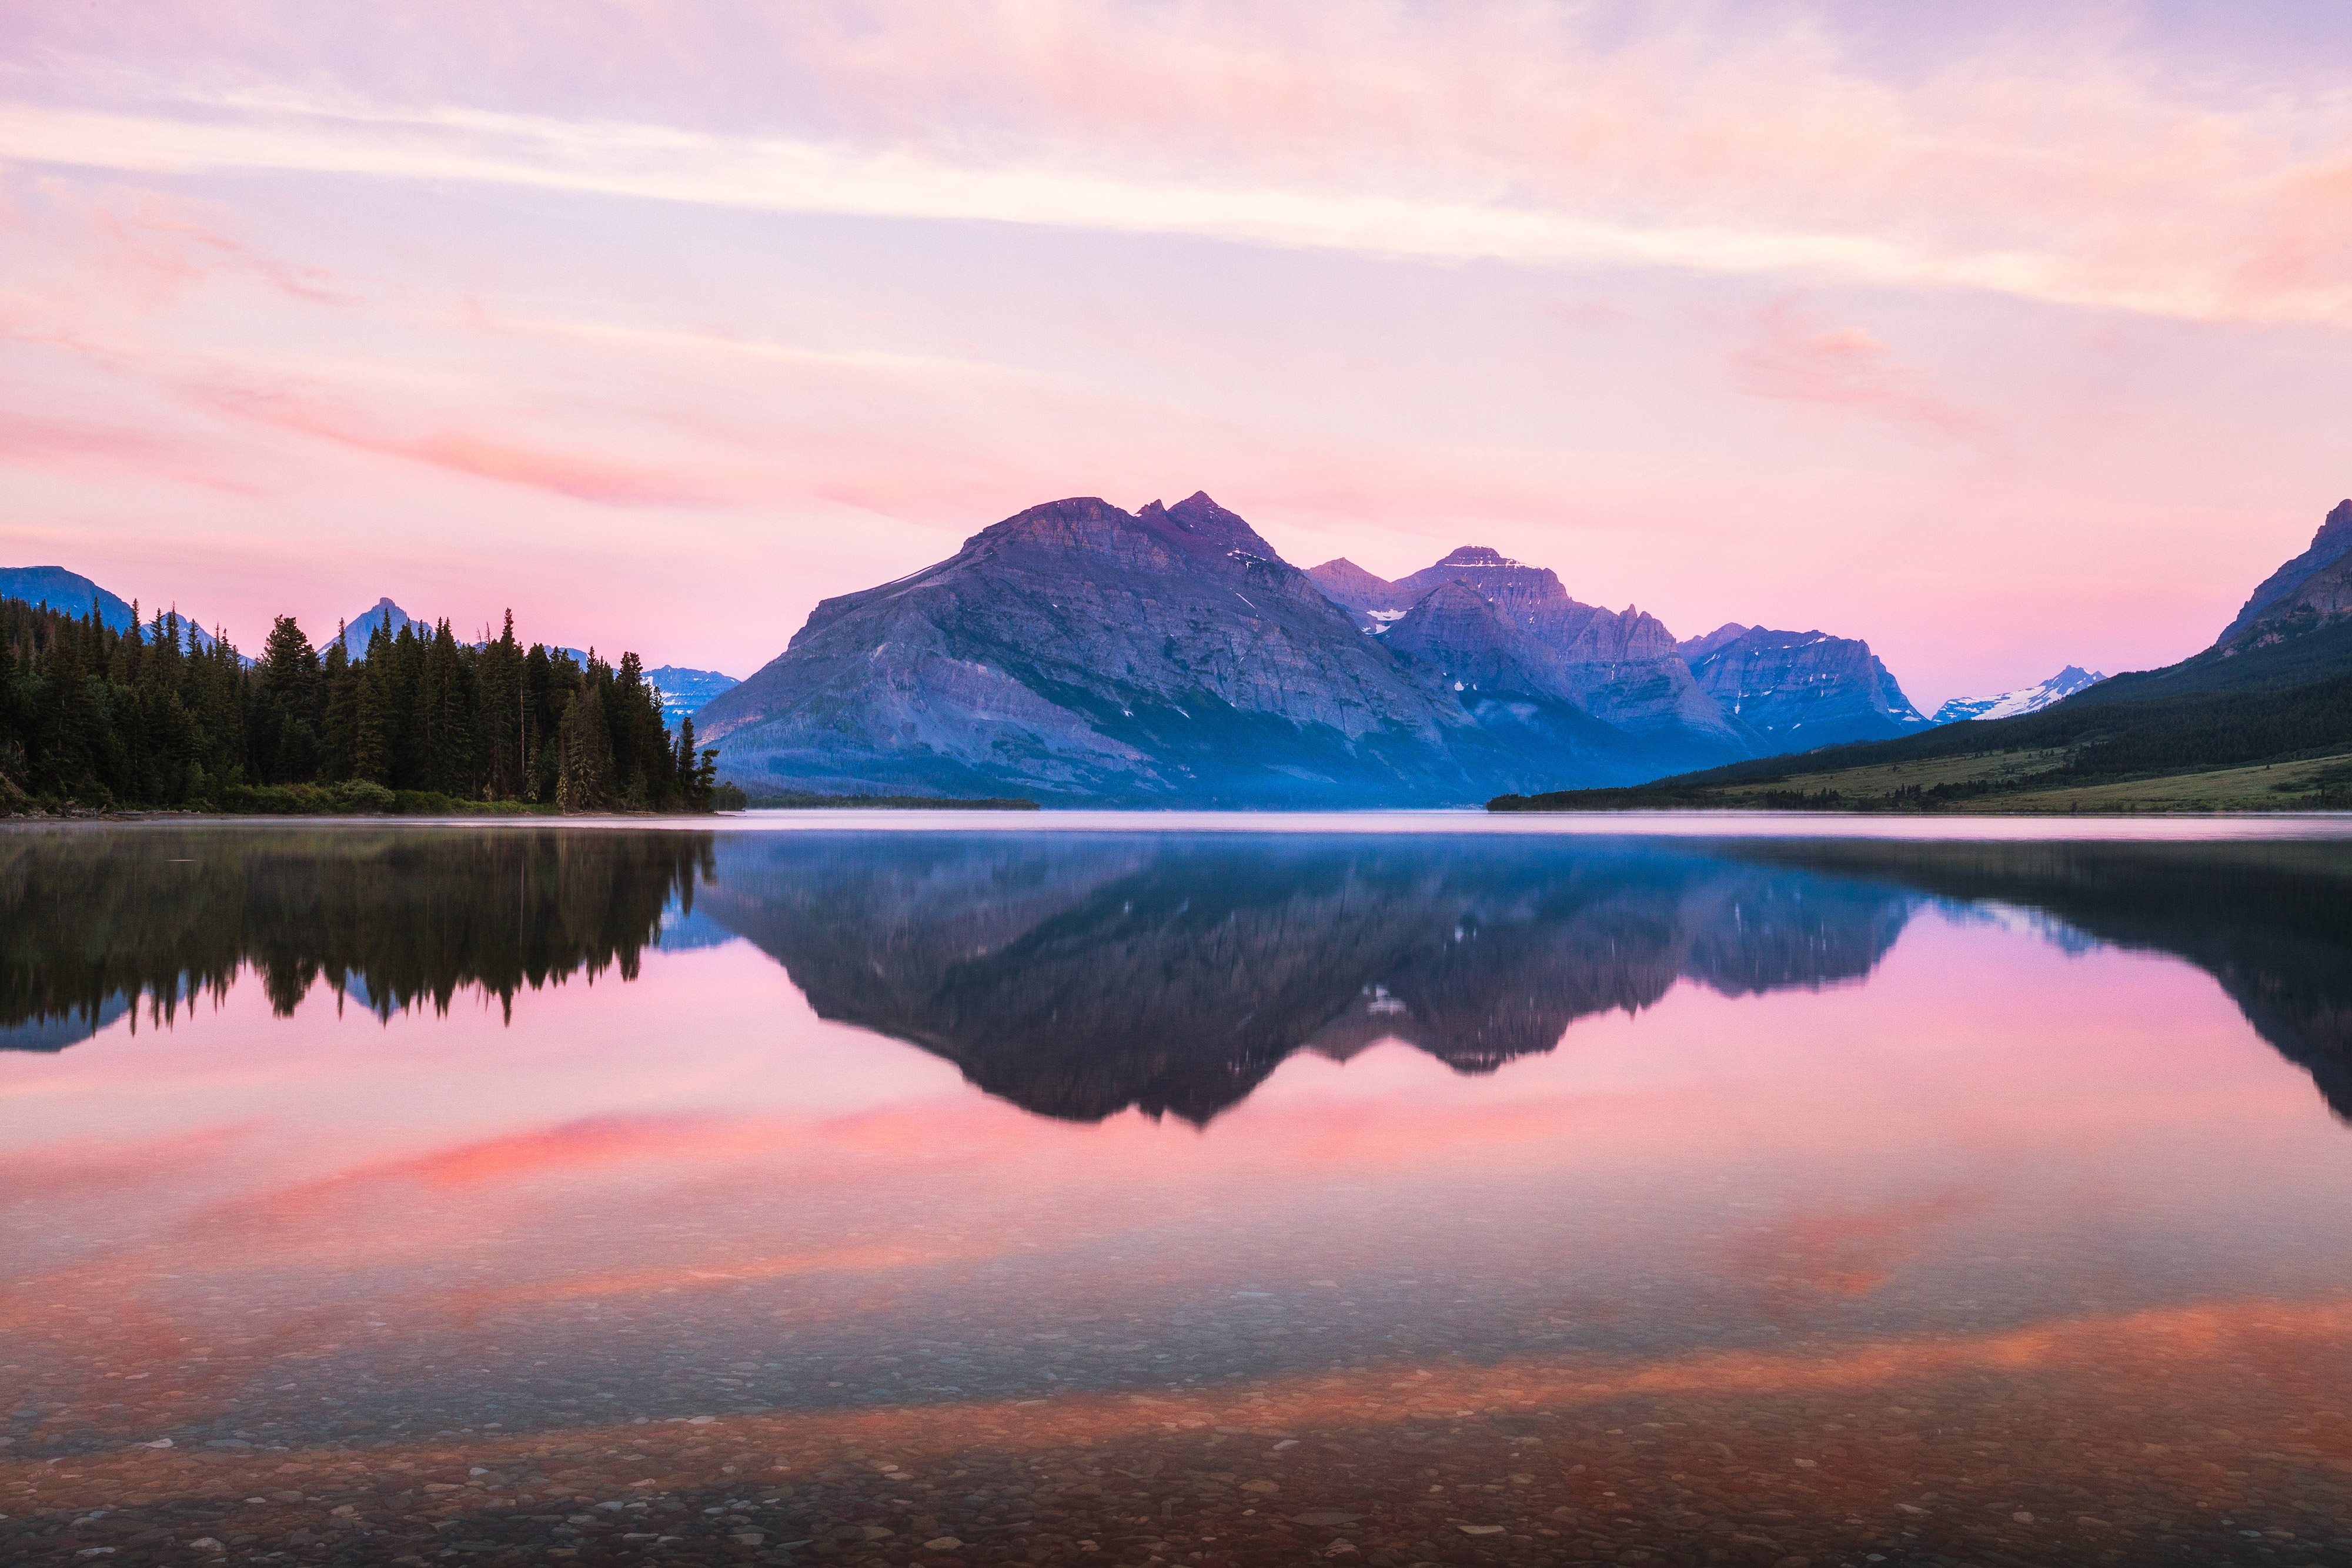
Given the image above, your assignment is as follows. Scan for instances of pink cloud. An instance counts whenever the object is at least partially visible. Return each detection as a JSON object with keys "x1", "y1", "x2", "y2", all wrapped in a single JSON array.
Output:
[
  {"x1": 188, "y1": 380, "x2": 720, "y2": 507},
  {"x1": 1732, "y1": 301, "x2": 1983, "y2": 435},
  {"x1": 0, "y1": 408, "x2": 264, "y2": 494},
  {"x1": 1, "y1": 3, "x2": 2347, "y2": 697}
]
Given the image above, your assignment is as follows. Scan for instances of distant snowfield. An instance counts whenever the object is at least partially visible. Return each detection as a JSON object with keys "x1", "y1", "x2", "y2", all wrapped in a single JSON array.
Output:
[{"x1": 1932, "y1": 665, "x2": 2107, "y2": 724}]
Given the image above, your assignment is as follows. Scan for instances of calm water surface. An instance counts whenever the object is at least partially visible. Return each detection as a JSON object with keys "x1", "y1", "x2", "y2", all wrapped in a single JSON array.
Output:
[{"x1": 4, "y1": 817, "x2": 2351, "y2": 1568}]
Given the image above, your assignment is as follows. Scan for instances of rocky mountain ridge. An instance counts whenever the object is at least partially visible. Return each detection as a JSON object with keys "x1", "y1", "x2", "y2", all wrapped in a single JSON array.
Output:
[
  {"x1": 2219, "y1": 510, "x2": 2352, "y2": 654},
  {"x1": 2216, "y1": 499, "x2": 2352, "y2": 646},
  {"x1": 699, "y1": 493, "x2": 1579, "y2": 804},
  {"x1": 1311, "y1": 547, "x2": 1755, "y2": 753},
  {"x1": 1679, "y1": 624, "x2": 1933, "y2": 748},
  {"x1": 703, "y1": 493, "x2": 1952, "y2": 803}
]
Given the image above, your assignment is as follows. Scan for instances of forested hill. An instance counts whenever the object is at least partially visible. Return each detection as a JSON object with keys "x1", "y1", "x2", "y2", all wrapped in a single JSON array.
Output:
[{"x1": 0, "y1": 596, "x2": 721, "y2": 814}]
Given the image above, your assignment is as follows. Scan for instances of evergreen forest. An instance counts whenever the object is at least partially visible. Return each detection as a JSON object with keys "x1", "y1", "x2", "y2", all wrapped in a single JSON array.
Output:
[{"x1": 0, "y1": 595, "x2": 726, "y2": 814}]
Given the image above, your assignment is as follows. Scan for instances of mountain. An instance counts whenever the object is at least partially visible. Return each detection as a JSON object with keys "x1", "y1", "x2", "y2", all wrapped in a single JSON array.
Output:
[
  {"x1": 644, "y1": 666, "x2": 740, "y2": 728},
  {"x1": 2067, "y1": 500, "x2": 2352, "y2": 707},
  {"x1": 1309, "y1": 547, "x2": 1754, "y2": 757},
  {"x1": 1675, "y1": 621, "x2": 1755, "y2": 663},
  {"x1": 2221, "y1": 541, "x2": 2352, "y2": 653},
  {"x1": 332, "y1": 603, "x2": 731, "y2": 712},
  {"x1": 699, "y1": 493, "x2": 1711, "y2": 805},
  {"x1": 1930, "y1": 665, "x2": 2108, "y2": 724},
  {"x1": 1498, "y1": 498, "x2": 2352, "y2": 813},
  {"x1": 0, "y1": 566, "x2": 219, "y2": 651},
  {"x1": 2216, "y1": 499, "x2": 2352, "y2": 646},
  {"x1": 331, "y1": 597, "x2": 422, "y2": 658},
  {"x1": 1681, "y1": 625, "x2": 1932, "y2": 748},
  {"x1": 1378, "y1": 581, "x2": 1681, "y2": 775}
]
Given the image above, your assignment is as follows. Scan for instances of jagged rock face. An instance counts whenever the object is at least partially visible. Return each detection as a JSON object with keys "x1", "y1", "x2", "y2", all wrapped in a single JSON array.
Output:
[
  {"x1": 2216, "y1": 500, "x2": 2352, "y2": 647},
  {"x1": 1684, "y1": 626, "x2": 1932, "y2": 748},
  {"x1": 1380, "y1": 581, "x2": 1581, "y2": 701},
  {"x1": 1378, "y1": 583, "x2": 1665, "y2": 781},
  {"x1": 2227, "y1": 547, "x2": 2352, "y2": 651},
  {"x1": 698, "y1": 493, "x2": 1532, "y2": 805},
  {"x1": 1675, "y1": 621, "x2": 1755, "y2": 663},
  {"x1": 1308, "y1": 546, "x2": 1756, "y2": 757}
]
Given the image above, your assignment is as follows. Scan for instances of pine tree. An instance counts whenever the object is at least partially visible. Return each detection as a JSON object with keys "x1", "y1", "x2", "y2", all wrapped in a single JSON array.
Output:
[
  {"x1": 556, "y1": 679, "x2": 612, "y2": 813},
  {"x1": 350, "y1": 621, "x2": 395, "y2": 786},
  {"x1": 318, "y1": 632, "x2": 357, "y2": 781},
  {"x1": 476, "y1": 610, "x2": 525, "y2": 800},
  {"x1": 256, "y1": 615, "x2": 322, "y2": 783}
]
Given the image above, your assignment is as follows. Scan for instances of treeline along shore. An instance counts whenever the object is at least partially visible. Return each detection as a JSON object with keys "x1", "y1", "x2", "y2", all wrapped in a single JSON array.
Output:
[{"x1": 0, "y1": 594, "x2": 731, "y2": 815}]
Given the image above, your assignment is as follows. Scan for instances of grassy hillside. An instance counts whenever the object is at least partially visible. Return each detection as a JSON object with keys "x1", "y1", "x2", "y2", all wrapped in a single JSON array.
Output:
[{"x1": 1492, "y1": 652, "x2": 2352, "y2": 813}]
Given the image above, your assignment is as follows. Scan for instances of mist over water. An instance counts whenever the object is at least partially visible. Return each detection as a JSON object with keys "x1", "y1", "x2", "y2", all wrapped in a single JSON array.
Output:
[{"x1": 5, "y1": 822, "x2": 2351, "y2": 1567}]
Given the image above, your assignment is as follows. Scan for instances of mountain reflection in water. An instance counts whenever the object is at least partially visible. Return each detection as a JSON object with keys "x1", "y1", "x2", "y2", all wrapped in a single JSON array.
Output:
[
  {"x1": 7, "y1": 823, "x2": 2352, "y2": 1568},
  {"x1": 700, "y1": 837, "x2": 1918, "y2": 1123},
  {"x1": 6, "y1": 825, "x2": 2350, "y2": 1124}
]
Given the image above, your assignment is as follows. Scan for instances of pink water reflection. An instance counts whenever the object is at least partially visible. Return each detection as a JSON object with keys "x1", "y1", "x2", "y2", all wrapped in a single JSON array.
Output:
[{"x1": 5, "y1": 910, "x2": 2346, "y2": 1382}]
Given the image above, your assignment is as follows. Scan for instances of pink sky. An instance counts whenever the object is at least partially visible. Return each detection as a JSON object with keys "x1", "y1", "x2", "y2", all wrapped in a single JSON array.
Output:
[{"x1": 2, "y1": 3, "x2": 2350, "y2": 708}]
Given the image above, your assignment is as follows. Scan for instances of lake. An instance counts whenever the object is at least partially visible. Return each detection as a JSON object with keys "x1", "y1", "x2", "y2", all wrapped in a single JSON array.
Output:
[{"x1": 4, "y1": 814, "x2": 2350, "y2": 1568}]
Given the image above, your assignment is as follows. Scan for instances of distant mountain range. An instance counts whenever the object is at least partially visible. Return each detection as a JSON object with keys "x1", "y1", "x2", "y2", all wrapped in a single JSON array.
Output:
[
  {"x1": 0, "y1": 566, "x2": 220, "y2": 651},
  {"x1": 1496, "y1": 498, "x2": 2352, "y2": 813},
  {"x1": 700, "y1": 492, "x2": 1960, "y2": 805},
  {"x1": 333, "y1": 596, "x2": 739, "y2": 724},
  {"x1": 0, "y1": 579, "x2": 740, "y2": 728},
  {"x1": 1930, "y1": 665, "x2": 2107, "y2": 724}
]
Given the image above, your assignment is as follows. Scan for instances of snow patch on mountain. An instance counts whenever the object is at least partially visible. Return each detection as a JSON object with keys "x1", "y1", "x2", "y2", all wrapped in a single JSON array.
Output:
[{"x1": 1931, "y1": 666, "x2": 2107, "y2": 724}]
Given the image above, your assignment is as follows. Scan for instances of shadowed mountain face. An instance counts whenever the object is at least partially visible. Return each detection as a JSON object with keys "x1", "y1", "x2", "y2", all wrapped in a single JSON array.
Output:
[
  {"x1": 1681, "y1": 626, "x2": 1932, "y2": 747},
  {"x1": 696, "y1": 494, "x2": 1526, "y2": 806},
  {"x1": 1311, "y1": 547, "x2": 1757, "y2": 766}
]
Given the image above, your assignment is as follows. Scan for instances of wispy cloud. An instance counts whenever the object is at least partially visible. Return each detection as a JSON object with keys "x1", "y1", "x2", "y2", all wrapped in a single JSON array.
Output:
[
  {"x1": 1731, "y1": 302, "x2": 1983, "y2": 435},
  {"x1": 4, "y1": 45, "x2": 2349, "y2": 328},
  {"x1": 187, "y1": 379, "x2": 720, "y2": 506}
]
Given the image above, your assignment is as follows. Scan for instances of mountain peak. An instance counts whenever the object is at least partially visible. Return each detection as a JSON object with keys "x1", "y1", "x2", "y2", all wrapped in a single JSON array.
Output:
[
  {"x1": 1305, "y1": 557, "x2": 1394, "y2": 611},
  {"x1": 1438, "y1": 546, "x2": 1514, "y2": 567},
  {"x1": 2216, "y1": 499, "x2": 2352, "y2": 647},
  {"x1": 2321, "y1": 498, "x2": 2352, "y2": 544},
  {"x1": 1930, "y1": 666, "x2": 2109, "y2": 725},
  {"x1": 1159, "y1": 491, "x2": 1284, "y2": 561}
]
